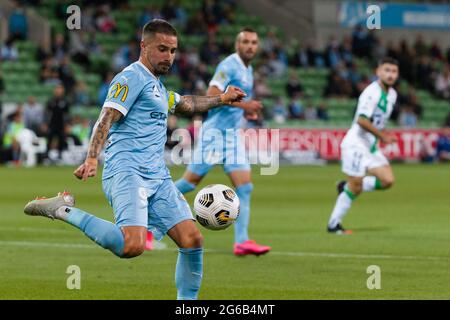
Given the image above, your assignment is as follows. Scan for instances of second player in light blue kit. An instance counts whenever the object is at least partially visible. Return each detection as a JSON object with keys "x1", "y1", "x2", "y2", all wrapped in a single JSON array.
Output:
[
  {"x1": 23, "y1": 19, "x2": 245, "y2": 300},
  {"x1": 175, "y1": 28, "x2": 271, "y2": 256}
]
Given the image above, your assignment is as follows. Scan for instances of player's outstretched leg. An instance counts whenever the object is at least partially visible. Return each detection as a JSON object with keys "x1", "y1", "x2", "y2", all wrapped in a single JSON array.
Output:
[
  {"x1": 229, "y1": 170, "x2": 271, "y2": 256},
  {"x1": 174, "y1": 170, "x2": 202, "y2": 194},
  {"x1": 24, "y1": 192, "x2": 126, "y2": 257},
  {"x1": 328, "y1": 176, "x2": 362, "y2": 234},
  {"x1": 168, "y1": 220, "x2": 204, "y2": 300}
]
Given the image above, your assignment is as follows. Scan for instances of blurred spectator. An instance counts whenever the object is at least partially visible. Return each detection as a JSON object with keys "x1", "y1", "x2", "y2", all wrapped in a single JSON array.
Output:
[
  {"x1": 200, "y1": 37, "x2": 220, "y2": 66},
  {"x1": 267, "y1": 51, "x2": 286, "y2": 78},
  {"x1": 304, "y1": 102, "x2": 318, "y2": 121},
  {"x1": 139, "y1": 5, "x2": 163, "y2": 27},
  {"x1": 286, "y1": 72, "x2": 303, "y2": 99},
  {"x1": 272, "y1": 97, "x2": 288, "y2": 124},
  {"x1": 74, "y1": 81, "x2": 91, "y2": 106},
  {"x1": 254, "y1": 73, "x2": 272, "y2": 99},
  {"x1": 435, "y1": 64, "x2": 450, "y2": 99},
  {"x1": 113, "y1": 39, "x2": 139, "y2": 71},
  {"x1": 288, "y1": 97, "x2": 304, "y2": 120},
  {"x1": 58, "y1": 56, "x2": 76, "y2": 94},
  {"x1": 324, "y1": 71, "x2": 352, "y2": 97},
  {"x1": 98, "y1": 71, "x2": 114, "y2": 105},
  {"x1": 1, "y1": 111, "x2": 23, "y2": 163},
  {"x1": 8, "y1": 3, "x2": 28, "y2": 40},
  {"x1": 0, "y1": 76, "x2": 3, "y2": 120},
  {"x1": 317, "y1": 103, "x2": 329, "y2": 121},
  {"x1": 351, "y1": 25, "x2": 368, "y2": 58},
  {"x1": 69, "y1": 30, "x2": 92, "y2": 68},
  {"x1": 52, "y1": 33, "x2": 68, "y2": 64},
  {"x1": 40, "y1": 58, "x2": 61, "y2": 85},
  {"x1": 414, "y1": 34, "x2": 428, "y2": 57},
  {"x1": 161, "y1": 0, "x2": 178, "y2": 21},
  {"x1": 23, "y1": 96, "x2": 45, "y2": 134},
  {"x1": 408, "y1": 90, "x2": 424, "y2": 119},
  {"x1": 291, "y1": 43, "x2": 309, "y2": 67},
  {"x1": 46, "y1": 85, "x2": 70, "y2": 159},
  {"x1": 1, "y1": 38, "x2": 19, "y2": 61},
  {"x1": 70, "y1": 117, "x2": 91, "y2": 146},
  {"x1": 325, "y1": 36, "x2": 342, "y2": 69},
  {"x1": 435, "y1": 126, "x2": 450, "y2": 162},
  {"x1": 186, "y1": 12, "x2": 208, "y2": 35},
  {"x1": 415, "y1": 55, "x2": 434, "y2": 91},
  {"x1": 398, "y1": 105, "x2": 418, "y2": 128},
  {"x1": 219, "y1": 35, "x2": 234, "y2": 55},
  {"x1": 430, "y1": 40, "x2": 444, "y2": 60},
  {"x1": 95, "y1": 4, "x2": 117, "y2": 33}
]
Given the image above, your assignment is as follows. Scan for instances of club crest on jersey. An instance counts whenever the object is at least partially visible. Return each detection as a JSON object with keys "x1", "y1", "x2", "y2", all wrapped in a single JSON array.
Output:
[{"x1": 152, "y1": 85, "x2": 161, "y2": 98}]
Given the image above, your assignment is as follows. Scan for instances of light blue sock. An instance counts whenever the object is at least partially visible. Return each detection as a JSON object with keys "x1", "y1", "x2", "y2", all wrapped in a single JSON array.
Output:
[
  {"x1": 234, "y1": 183, "x2": 253, "y2": 244},
  {"x1": 174, "y1": 178, "x2": 196, "y2": 194},
  {"x1": 175, "y1": 247, "x2": 203, "y2": 300},
  {"x1": 65, "y1": 207, "x2": 125, "y2": 258}
]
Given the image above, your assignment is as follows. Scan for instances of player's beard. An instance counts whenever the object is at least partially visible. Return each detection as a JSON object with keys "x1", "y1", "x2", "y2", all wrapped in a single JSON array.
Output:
[
  {"x1": 381, "y1": 78, "x2": 394, "y2": 89},
  {"x1": 155, "y1": 63, "x2": 171, "y2": 76}
]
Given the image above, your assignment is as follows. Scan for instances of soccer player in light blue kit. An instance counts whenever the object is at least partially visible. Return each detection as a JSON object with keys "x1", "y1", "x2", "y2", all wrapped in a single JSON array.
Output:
[
  {"x1": 175, "y1": 28, "x2": 271, "y2": 256},
  {"x1": 23, "y1": 20, "x2": 245, "y2": 300}
]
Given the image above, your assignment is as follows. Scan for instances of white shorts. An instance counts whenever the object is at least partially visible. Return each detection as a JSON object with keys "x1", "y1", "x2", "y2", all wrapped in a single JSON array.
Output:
[{"x1": 341, "y1": 145, "x2": 389, "y2": 177}]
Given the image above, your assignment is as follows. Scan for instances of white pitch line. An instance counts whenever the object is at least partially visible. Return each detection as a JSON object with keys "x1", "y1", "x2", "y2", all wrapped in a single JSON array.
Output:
[{"x1": 0, "y1": 240, "x2": 448, "y2": 262}]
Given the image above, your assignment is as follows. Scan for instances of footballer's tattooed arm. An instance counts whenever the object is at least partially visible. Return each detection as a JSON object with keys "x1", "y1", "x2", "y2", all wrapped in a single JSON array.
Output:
[
  {"x1": 74, "y1": 107, "x2": 122, "y2": 180},
  {"x1": 87, "y1": 107, "x2": 122, "y2": 159},
  {"x1": 175, "y1": 85, "x2": 246, "y2": 116}
]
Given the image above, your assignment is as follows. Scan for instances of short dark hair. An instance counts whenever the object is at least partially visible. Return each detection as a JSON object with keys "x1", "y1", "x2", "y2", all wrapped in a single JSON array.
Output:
[
  {"x1": 240, "y1": 27, "x2": 257, "y2": 34},
  {"x1": 378, "y1": 57, "x2": 399, "y2": 67},
  {"x1": 142, "y1": 19, "x2": 177, "y2": 39}
]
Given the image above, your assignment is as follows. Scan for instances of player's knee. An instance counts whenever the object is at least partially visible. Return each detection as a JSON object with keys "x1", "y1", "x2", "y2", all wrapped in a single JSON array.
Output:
[
  {"x1": 121, "y1": 232, "x2": 146, "y2": 258},
  {"x1": 348, "y1": 181, "x2": 363, "y2": 195},
  {"x1": 381, "y1": 177, "x2": 395, "y2": 189},
  {"x1": 180, "y1": 228, "x2": 204, "y2": 248},
  {"x1": 122, "y1": 241, "x2": 145, "y2": 258},
  {"x1": 184, "y1": 172, "x2": 202, "y2": 185}
]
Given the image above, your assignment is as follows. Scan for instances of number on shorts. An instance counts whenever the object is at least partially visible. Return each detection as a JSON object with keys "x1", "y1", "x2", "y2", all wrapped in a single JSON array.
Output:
[{"x1": 352, "y1": 151, "x2": 363, "y2": 172}]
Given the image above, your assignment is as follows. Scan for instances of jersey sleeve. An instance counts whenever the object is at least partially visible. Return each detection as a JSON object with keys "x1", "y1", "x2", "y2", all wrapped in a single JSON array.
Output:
[
  {"x1": 102, "y1": 70, "x2": 144, "y2": 116},
  {"x1": 167, "y1": 90, "x2": 181, "y2": 113},
  {"x1": 356, "y1": 87, "x2": 378, "y2": 119},
  {"x1": 209, "y1": 62, "x2": 232, "y2": 92}
]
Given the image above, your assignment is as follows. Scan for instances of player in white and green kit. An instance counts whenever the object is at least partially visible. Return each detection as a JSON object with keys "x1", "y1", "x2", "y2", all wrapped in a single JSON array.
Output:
[{"x1": 327, "y1": 58, "x2": 399, "y2": 234}]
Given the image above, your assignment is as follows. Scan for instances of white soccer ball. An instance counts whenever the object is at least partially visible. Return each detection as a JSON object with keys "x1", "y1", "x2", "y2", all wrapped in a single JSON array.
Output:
[{"x1": 194, "y1": 184, "x2": 240, "y2": 230}]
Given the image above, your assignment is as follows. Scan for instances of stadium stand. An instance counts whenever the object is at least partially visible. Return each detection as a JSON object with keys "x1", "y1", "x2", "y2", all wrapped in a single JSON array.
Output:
[{"x1": 0, "y1": 0, "x2": 449, "y2": 164}]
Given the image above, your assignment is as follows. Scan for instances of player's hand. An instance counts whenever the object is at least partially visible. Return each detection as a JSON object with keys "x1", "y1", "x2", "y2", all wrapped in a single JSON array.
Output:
[
  {"x1": 242, "y1": 100, "x2": 263, "y2": 113},
  {"x1": 220, "y1": 86, "x2": 246, "y2": 104},
  {"x1": 245, "y1": 111, "x2": 259, "y2": 120},
  {"x1": 73, "y1": 158, "x2": 98, "y2": 181},
  {"x1": 380, "y1": 133, "x2": 397, "y2": 144}
]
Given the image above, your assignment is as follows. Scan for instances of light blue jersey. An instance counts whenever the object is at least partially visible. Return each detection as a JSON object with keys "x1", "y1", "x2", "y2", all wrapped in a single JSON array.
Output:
[
  {"x1": 204, "y1": 53, "x2": 254, "y2": 132},
  {"x1": 187, "y1": 53, "x2": 253, "y2": 176},
  {"x1": 101, "y1": 61, "x2": 193, "y2": 240},
  {"x1": 102, "y1": 61, "x2": 180, "y2": 180}
]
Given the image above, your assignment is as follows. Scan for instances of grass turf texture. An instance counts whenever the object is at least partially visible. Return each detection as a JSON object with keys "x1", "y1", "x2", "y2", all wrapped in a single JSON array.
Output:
[{"x1": 0, "y1": 164, "x2": 449, "y2": 299}]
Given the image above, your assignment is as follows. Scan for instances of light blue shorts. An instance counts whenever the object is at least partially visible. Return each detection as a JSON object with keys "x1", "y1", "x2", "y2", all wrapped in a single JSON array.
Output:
[
  {"x1": 102, "y1": 172, "x2": 194, "y2": 241},
  {"x1": 187, "y1": 130, "x2": 251, "y2": 176}
]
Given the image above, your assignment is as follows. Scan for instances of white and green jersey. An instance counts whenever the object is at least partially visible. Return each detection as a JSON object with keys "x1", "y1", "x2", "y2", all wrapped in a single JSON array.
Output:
[{"x1": 341, "y1": 81, "x2": 397, "y2": 152}]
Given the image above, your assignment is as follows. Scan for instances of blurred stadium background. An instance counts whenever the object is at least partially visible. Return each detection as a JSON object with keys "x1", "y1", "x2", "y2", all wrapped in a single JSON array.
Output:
[
  {"x1": 0, "y1": 0, "x2": 449, "y2": 300},
  {"x1": 0, "y1": 0, "x2": 449, "y2": 165}
]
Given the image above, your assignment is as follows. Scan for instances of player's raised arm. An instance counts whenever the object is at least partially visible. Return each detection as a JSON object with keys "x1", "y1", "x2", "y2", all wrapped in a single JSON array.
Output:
[
  {"x1": 73, "y1": 107, "x2": 122, "y2": 180},
  {"x1": 207, "y1": 85, "x2": 262, "y2": 119},
  {"x1": 174, "y1": 85, "x2": 246, "y2": 116}
]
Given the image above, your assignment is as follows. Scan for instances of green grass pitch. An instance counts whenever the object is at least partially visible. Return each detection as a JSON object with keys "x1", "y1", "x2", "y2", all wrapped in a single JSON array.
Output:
[{"x1": 0, "y1": 164, "x2": 449, "y2": 299}]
